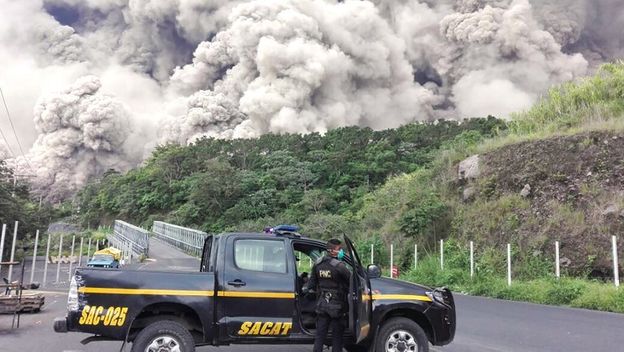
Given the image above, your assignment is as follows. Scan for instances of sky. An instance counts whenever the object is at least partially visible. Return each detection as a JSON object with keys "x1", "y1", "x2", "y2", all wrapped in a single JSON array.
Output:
[{"x1": 0, "y1": 0, "x2": 622, "y2": 200}]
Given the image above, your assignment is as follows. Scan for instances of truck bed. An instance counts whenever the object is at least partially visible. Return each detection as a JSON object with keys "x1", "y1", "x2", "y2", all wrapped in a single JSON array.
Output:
[{"x1": 69, "y1": 267, "x2": 216, "y2": 340}]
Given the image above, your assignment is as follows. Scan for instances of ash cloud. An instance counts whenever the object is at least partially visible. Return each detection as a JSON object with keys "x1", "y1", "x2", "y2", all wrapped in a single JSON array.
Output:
[
  {"x1": 0, "y1": 144, "x2": 8, "y2": 161},
  {"x1": 1, "y1": 0, "x2": 623, "y2": 199},
  {"x1": 13, "y1": 76, "x2": 141, "y2": 201}
]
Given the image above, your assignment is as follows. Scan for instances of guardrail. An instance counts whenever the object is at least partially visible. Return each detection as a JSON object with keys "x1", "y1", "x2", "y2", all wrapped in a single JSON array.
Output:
[
  {"x1": 152, "y1": 221, "x2": 209, "y2": 257},
  {"x1": 107, "y1": 220, "x2": 150, "y2": 261}
]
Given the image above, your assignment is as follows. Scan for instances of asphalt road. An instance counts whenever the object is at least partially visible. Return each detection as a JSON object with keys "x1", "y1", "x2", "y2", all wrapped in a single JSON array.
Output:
[{"x1": 2, "y1": 237, "x2": 623, "y2": 351}]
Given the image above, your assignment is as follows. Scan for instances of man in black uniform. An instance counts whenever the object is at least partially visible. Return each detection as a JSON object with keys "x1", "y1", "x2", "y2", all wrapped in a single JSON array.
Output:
[{"x1": 305, "y1": 238, "x2": 351, "y2": 352}]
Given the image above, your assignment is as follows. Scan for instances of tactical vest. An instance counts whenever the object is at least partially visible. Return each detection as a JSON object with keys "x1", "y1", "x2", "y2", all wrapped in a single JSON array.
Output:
[{"x1": 313, "y1": 256, "x2": 348, "y2": 318}]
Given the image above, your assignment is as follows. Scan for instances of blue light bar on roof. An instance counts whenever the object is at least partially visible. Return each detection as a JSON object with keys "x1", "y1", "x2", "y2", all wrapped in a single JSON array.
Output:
[{"x1": 273, "y1": 224, "x2": 300, "y2": 233}]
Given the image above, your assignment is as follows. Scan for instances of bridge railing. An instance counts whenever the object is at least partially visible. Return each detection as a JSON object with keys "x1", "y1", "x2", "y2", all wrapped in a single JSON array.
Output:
[
  {"x1": 152, "y1": 221, "x2": 209, "y2": 257},
  {"x1": 107, "y1": 220, "x2": 150, "y2": 260}
]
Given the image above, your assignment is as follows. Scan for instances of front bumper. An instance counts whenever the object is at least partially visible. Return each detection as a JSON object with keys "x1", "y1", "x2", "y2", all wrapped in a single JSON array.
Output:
[
  {"x1": 54, "y1": 317, "x2": 68, "y2": 333},
  {"x1": 425, "y1": 288, "x2": 456, "y2": 346}
]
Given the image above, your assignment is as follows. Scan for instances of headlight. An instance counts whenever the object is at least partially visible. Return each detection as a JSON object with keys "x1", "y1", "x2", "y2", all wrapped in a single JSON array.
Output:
[
  {"x1": 426, "y1": 290, "x2": 445, "y2": 304},
  {"x1": 67, "y1": 276, "x2": 79, "y2": 311}
]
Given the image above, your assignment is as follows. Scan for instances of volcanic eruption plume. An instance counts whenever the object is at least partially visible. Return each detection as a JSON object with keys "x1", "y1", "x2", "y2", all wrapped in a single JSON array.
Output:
[{"x1": 0, "y1": 0, "x2": 622, "y2": 199}]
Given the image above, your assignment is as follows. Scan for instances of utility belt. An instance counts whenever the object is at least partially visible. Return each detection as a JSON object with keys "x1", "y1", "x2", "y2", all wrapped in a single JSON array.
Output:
[{"x1": 316, "y1": 288, "x2": 346, "y2": 318}]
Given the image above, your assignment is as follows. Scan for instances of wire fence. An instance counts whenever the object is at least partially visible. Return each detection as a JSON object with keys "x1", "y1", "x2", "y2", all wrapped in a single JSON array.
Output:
[
  {"x1": 377, "y1": 235, "x2": 621, "y2": 288},
  {"x1": 0, "y1": 221, "x2": 107, "y2": 288},
  {"x1": 152, "y1": 221, "x2": 209, "y2": 257}
]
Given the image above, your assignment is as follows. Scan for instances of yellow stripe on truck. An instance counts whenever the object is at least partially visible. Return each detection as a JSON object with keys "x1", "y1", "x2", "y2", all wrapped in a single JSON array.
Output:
[
  {"x1": 78, "y1": 287, "x2": 215, "y2": 296},
  {"x1": 78, "y1": 287, "x2": 294, "y2": 299},
  {"x1": 364, "y1": 294, "x2": 432, "y2": 302},
  {"x1": 217, "y1": 291, "x2": 295, "y2": 299}
]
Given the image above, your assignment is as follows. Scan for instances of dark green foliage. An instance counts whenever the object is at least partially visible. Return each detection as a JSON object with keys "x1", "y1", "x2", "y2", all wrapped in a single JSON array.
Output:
[
  {"x1": 398, "y1": 191, "x2": 449, "y2": 242},
  {"x1": 0, "y1": 160, "x2": 66, "y2": 260},
  {"x1": 76, "y1": 117, "x2": 504, "y2": 235}
]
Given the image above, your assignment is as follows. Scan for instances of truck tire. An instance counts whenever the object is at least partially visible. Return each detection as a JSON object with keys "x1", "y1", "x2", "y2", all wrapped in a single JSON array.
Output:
[
  {"x1": 131, "y1": 320, "x2": 195, "y2": 352},
  {"x1": 375, "y1": 317, "x2": 428, "y2": 352}
]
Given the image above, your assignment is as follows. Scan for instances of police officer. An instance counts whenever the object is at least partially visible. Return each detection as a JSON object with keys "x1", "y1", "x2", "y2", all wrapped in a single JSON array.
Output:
[{"x1": 305, "y1": 238, "x2": 351, "y2": 352}]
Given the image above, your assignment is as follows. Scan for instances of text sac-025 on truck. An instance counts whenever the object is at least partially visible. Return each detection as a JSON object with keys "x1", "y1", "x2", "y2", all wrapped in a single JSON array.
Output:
[{"x1": 55, "y1": 229, "x2": 456, "y2": 352}]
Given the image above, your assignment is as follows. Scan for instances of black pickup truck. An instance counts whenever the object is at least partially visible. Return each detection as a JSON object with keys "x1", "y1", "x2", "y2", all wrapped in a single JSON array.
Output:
[{"x1": 54, "y1": 231, "x2": 456, "y2": 352}]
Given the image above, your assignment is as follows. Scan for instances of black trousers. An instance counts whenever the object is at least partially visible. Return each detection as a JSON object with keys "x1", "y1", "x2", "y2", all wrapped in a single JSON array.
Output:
[{"x1": 313, "y1": 312, "x2": 345, "y2": 352}]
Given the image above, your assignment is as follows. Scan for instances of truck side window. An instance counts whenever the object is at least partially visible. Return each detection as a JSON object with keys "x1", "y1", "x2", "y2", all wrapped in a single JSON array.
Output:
[{"x1": 234, "y1": 239, "x2": 287, "y2": 274}]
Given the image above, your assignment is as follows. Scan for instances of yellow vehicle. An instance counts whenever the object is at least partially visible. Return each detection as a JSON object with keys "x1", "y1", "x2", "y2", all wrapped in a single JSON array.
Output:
[{"x1": 87, "y1": 247, "x2": 121, "y2": 268}]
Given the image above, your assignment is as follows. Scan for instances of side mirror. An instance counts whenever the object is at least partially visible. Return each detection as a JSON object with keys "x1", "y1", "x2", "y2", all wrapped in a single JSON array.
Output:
[{"x1": 367, "y1": 264, "x2": 381, "y2": 279}]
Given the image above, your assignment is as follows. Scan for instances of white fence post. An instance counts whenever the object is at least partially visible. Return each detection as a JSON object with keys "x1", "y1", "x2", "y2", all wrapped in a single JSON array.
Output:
[
  {"x1": 7, "y1": 221, "x2": 18, "y2": 282},
  {"x1": 68, "y1": 235, "x2": 75, "y2": 281},
  {"x1": 613, "y1": 236, "x2": 620, "y2": 288},
  {"x1": 555, "y1": 241, "x2": 560, "y2": 279},
  {"x1": 30, "y1": 230, "x2": 40, "y2": 284},
  {"x1": 56, "y1": 234, "x2": 63, "y2": 283},
  {"x1": 0, "y1": 224, "x2": 6, "y2": 273},
  {"x1": 390, "y1": 244, "x2": 394, "y2": 278},
  {"x1": 43, "y1": 234, "x2": 51, "y2": 286},
  {"x1": 470, "y1": 241, "x2": 474, "y2": 279},
  {"x1": 414, "y1": 244, "x2": 418, "y2": 270},
  {"x1": 507, "y1": 243, "x2": 512, "y2": 286},
  {"x1": 440, "y1": 239, "x2": 444, "y2": 270},
  {"x1": 371, "y1": 243, "x2": 374, "y2": 265}
]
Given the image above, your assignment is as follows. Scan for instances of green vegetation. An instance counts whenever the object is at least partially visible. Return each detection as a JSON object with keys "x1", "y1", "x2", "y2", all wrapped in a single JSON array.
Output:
[
  {"x1": 401, "y1": 240, "x2": 624, "y2": 313},
  {"x1": 77, "y1": 118, "x2": 505, "y2": 234},
  {"x1": 508, "y1": 61, "x2": 624, "y2": 136}
]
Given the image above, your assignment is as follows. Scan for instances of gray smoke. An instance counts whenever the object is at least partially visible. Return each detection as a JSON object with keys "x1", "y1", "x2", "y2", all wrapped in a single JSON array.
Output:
[
  {"x1": 14, "y1": 76, "x2": 141, "y2": 201},
  {"x1": 1, "y1": 0, "x2": 623, "y2": 199},
  {"x1": 166, "y1": 0, "x2": 438, "y2": 141},
  {"x1": 0, "y1": 144, "x2": 8, "y2": 161}
]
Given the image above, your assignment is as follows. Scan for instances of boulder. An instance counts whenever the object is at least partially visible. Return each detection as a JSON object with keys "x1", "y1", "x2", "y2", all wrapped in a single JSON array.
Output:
[
  {"x1": 458, "y1": 155, "x2": 480, "y2": 180},
  {"x1": 520, "y1": 184, "x2": 531, "y2": 197},
  {"x1": 463, "y1": 187, "x2": 476, "y2": 202}
]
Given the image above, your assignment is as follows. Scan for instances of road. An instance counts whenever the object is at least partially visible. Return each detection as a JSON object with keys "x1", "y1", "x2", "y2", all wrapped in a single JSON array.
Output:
[{"x1": 2, "y1": 237, "x2": 624, "y2": 351}]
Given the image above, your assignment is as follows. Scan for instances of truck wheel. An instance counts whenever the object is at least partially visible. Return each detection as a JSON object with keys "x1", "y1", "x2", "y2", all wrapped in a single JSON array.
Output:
[
  {"x1": 375, "y1": 317, "x2": 428, "y2": 352},
  {"x1": 131, "y1": 320, "x2": 195, "y2": 352}
]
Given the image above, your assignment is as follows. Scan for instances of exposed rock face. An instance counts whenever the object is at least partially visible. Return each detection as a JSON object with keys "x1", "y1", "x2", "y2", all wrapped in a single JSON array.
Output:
[
  {"x1": 459, "y1": 154, "x2": 480, "y2": 181},
  {"x1": 459, "y1": 131, "x2": 624, "y2": 277}
]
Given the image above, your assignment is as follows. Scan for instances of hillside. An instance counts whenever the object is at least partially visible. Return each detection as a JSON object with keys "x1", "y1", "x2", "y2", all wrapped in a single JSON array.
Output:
[{"x1": 457, "y1": 131, "x2": 624, "y2": 276}]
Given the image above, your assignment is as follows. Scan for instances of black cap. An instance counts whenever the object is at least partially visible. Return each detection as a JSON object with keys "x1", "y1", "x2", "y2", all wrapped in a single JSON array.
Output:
[{"x1": 326, "y1": 238, "x2": 342, "y2": 249}]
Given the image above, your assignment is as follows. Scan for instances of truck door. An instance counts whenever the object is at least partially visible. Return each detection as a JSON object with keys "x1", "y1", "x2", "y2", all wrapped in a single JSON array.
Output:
[
  {"x1": 219, "y1": 236, "x2": 295, "y2": 340},
  {"x1": 344, "y1": 236, "x2": 372, "y2": 343}
]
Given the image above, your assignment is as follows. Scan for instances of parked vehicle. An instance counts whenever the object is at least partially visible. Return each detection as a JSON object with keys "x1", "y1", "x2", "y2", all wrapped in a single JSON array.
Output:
[
  {"x1": 86, "y1": 247, "x2": 121, "y2": 268},
  {"x1": 55, "y1": 231, "x2": 455, "y2": 352}
]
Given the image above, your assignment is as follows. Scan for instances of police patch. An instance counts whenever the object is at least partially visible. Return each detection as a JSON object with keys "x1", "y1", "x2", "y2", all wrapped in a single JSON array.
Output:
[{"x1": 319, "y1": 270, "x2": 332, "y2": 278}]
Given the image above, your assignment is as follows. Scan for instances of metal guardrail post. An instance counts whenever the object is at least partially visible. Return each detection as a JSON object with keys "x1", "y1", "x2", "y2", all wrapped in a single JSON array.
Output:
[
  {"x1": 43, "y1": 234, "x2": 51, "y2": 286},
  {"x1": 30, "y1": 230, "x2": 39, "y2": 284}
]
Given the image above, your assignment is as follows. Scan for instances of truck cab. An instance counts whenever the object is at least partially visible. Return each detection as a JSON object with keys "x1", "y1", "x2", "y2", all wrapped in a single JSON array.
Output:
[{"x1": 55, "y1": 231, "x2": 456, "y2": 352}]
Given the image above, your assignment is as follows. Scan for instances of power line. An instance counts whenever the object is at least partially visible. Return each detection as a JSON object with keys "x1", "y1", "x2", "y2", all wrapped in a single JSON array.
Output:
[
  {"x1": 0, "y1": 122, "x2": 15, "y2": 158},
  {"x1": 0, "y1": 87, "x2": 33, "y2": 169},
  {"x1": 0, "y1": 87, "x2": 27, "y2": 157}
]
